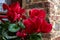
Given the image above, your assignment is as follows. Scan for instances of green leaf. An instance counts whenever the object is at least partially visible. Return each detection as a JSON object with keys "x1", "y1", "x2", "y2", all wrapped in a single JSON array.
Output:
[
  {"x1": 8, "y1": 24, "x2": 20, "y2": 32},
  {"x1": 18, "y1": 21, "x2": 25, "y2": 29},
  {"x1": 7, "y1": 37, "x2": 21, "y2": 40},
  {"x1": 0, "y1": 24, "x2": 2, "y2": 35},
  {"x1": 29, "y1": 34, "x2": 42, "y2": 40},
  {"x1": 2, "y1": 37, "x2": 21, "y2": 40},
  {"x1": 0, "y1": 21, "x2": 10, "y2": 30}
]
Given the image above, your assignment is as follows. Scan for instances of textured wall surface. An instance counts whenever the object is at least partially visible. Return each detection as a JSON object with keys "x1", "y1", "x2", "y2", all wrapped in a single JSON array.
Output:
[{"x1": 49, "y1": 0, "x2": 60, "y2": 40}]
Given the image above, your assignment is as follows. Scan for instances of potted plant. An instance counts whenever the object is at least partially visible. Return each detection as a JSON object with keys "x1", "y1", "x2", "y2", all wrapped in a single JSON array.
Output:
[{"x1": 0, "y1": 2, "x2": 52, "y2": 40}]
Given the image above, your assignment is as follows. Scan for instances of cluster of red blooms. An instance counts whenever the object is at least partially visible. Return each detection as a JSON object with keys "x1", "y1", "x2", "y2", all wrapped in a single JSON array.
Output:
[
  {"x1": 0, "y1": 2, "x2": 52, "y2": 38},
  {"x1": 16, "y1": 9, "x2": 52, "y2": 38},
  {"x1": 3, "y1": 2, "x2": 26, "y2": 22}
]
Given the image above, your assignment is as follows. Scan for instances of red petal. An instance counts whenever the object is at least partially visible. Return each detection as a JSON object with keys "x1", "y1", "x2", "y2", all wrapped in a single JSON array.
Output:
[
  {"x1": 3, "y1": 3, "x2": 10, "y2": 10},
  {"x1": 39, "y1": 10, "x2": 46, "y2": 18},
  {"x1": 41, "y1": 20, "x2": 52, "y2": 33}
]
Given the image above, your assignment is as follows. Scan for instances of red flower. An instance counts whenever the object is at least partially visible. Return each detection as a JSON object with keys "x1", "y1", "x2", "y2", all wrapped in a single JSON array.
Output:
[
  {"x1": 23, "y1": 18, "x2": 33, "y2": 34},
  {"x1": 40, "y1": 19, "x2": 52, "y2": 33},
  {"x1": 39, "y1": 10, "x2": 46, "y2": 18},
  {"x1": 6, "y1": 11, "x2": 20, "y2": 22},
  {"x1": 23, "y1": 17, "x2": 52, "y2": 34},
  {"x1": 21, "y1": 15, "x2": 27, "y2": 20},
  {"x1": 23, "y1": 17, "x2": 41, "y2": 34},
  {"x1": 29, "y1": 9, "x2": 46, "y2": 18},
  {"x1": 16, "y1": 8, "x2": 52, "y2": 37},
  {"x1": 3, "y1": 2, "x2": 25, "y2": 22},
  {"x1": 29, "y1": 9, "x2": 39, "y2": 18},
  {"x1": 16, "y1": 30, "x2": 27, "y2": 38},
  {"x1": 9, "y1": 2, "x2": 25, "y2": 14},
  {"x1": 3, "y1": 3, "x2": 9, "y2": 10}
]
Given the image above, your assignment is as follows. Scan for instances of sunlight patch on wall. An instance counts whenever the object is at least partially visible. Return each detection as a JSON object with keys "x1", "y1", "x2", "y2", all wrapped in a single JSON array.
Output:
[{"x1": 48, "y1": 0, "x2": 60, "y2": 31}]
